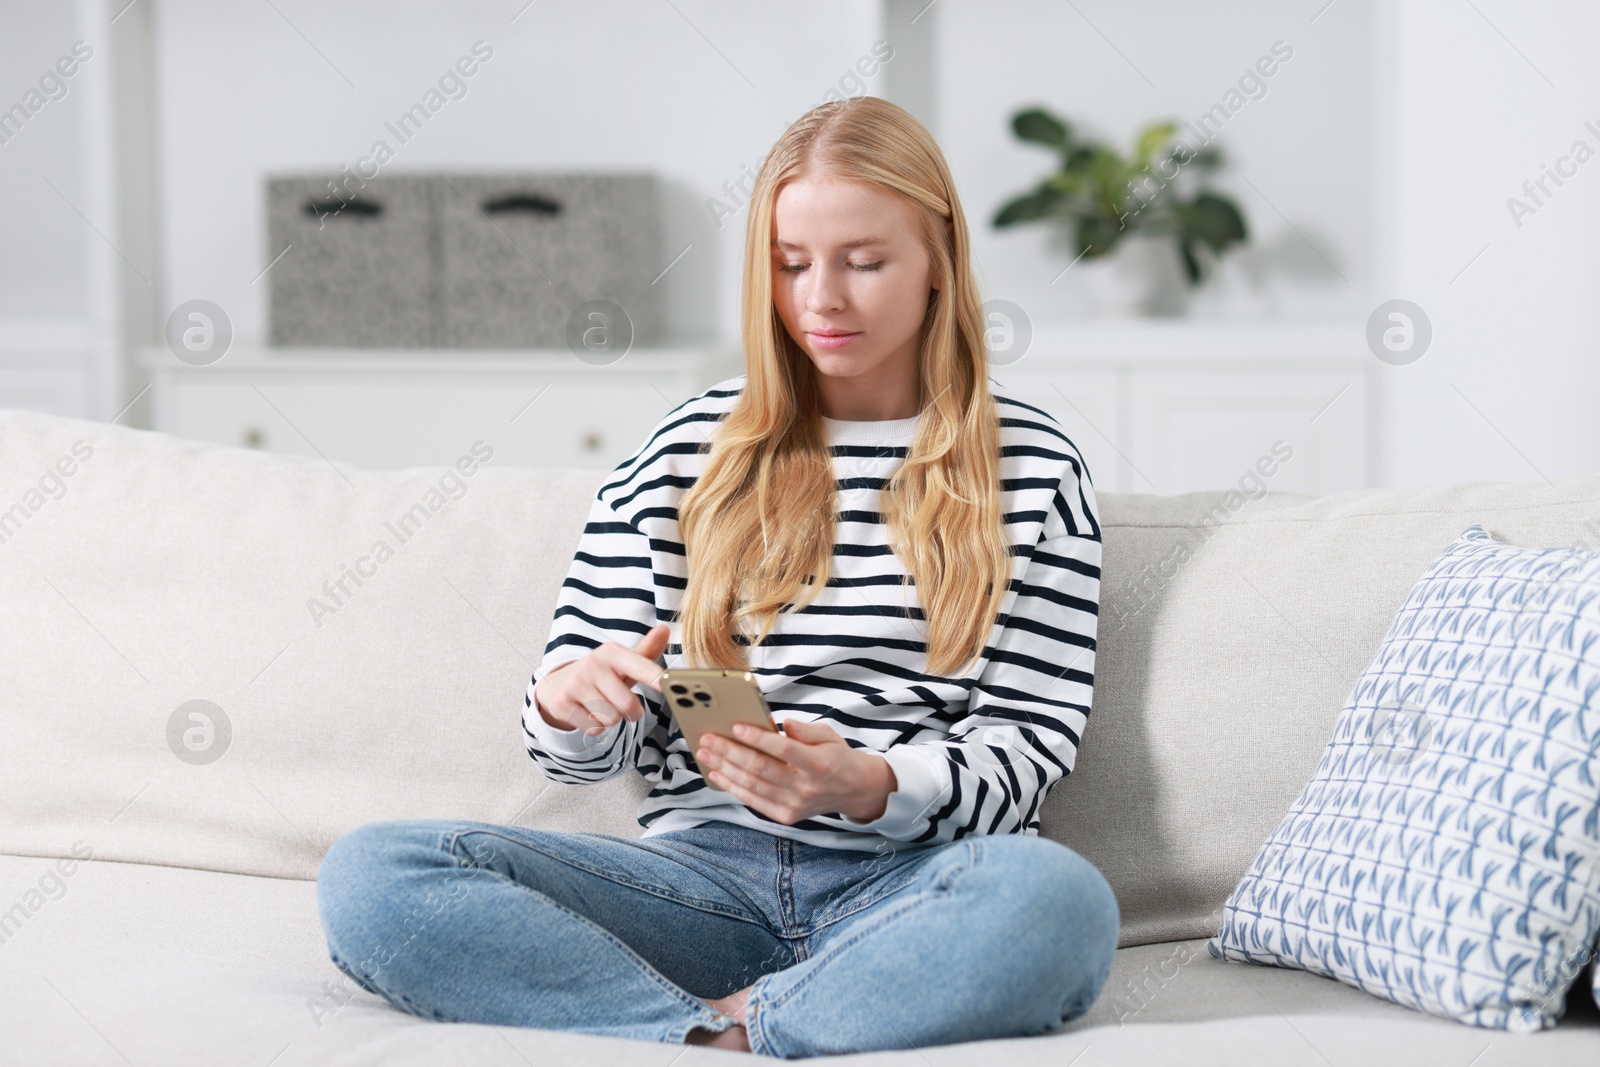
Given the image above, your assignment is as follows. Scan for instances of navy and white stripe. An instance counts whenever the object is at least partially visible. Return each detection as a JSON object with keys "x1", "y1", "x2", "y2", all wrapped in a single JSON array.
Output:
[{"x1": 522, "y1": 373, "x2": 1102, "y2": 852}]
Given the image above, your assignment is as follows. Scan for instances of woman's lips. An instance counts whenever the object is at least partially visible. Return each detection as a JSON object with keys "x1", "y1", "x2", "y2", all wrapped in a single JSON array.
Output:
[{"x1": 808, "y1": 331, "x2": 861, "y2": 349}]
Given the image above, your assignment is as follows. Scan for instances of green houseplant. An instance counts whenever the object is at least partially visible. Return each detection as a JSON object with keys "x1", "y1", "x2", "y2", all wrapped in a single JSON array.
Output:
[{"x1": 994, "y1": 107, "x2": 1249, "y2": 311}]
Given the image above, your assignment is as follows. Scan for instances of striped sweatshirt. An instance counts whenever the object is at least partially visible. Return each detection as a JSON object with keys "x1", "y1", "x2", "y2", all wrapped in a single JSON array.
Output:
[{"x1": 521, "y1": 373, "x2": 1102, "y2": 853}]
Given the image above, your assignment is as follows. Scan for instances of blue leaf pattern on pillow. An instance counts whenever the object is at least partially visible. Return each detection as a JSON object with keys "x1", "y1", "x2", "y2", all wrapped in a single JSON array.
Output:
[{"x1": 1207, "y1": 524, "x2": 1600, "y2": 1031}]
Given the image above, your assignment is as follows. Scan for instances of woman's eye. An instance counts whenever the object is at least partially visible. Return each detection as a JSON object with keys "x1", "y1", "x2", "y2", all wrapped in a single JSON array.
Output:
[{"x1": 776, "y1": 262, "x2": 884, "y2": 273}]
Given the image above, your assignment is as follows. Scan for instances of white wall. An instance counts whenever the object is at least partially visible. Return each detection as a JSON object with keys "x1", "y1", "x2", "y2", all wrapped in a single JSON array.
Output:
[
  {"x1": 1386, "y1": 0, "x2": 1600, "y2": 487},
  {"x1": 152, "y1": 0, "x2": 886, "y2": 349},
  {"x1": 0, "y1": 1, "x2": 90, "y2": 317},
  {"x1": 938, "y1": 0, "x2": 1382, "y2": 322},
  {"x1": 152, "y1": 0, "x2": 1384, "y2": 342},
  {"x1": 0, "y1": 0, "x2": 119, "y2": 422},
  {"x1": 4, "y1": 0, "x2": 1594, "y2": 486},
  {"x1": 938, "y1": 0, "x2": 1599, "y2": 486}
]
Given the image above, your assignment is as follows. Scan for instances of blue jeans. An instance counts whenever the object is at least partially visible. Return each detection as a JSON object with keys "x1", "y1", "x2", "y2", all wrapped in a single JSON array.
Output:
[{"x1": 316, "y1": 818, "x2": 1119, "y2": 1059}]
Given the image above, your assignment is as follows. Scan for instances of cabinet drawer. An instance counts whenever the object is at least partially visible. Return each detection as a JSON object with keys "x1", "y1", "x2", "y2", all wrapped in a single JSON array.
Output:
[
  {"x1": 1128, "y1": 372, "x2": 1370, "y2": 497},
  {"x1": 161, "y1": 377, "x2": 691, "y2": 471}
]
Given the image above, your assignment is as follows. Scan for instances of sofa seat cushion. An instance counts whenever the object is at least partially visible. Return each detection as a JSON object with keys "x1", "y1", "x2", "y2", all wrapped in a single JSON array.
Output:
[{"x1": 3, "y1": 853, "x2": 1595, "y2": 1066}]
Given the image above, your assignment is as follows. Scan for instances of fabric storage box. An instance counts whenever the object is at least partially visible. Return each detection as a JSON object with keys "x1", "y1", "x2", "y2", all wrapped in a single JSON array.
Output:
[
  {"x1": 438, "y1": 171, "x2": 664, "y2": 349},
  {"x1": 266, "y1": 173, "x2": 440, "y2": 347}
]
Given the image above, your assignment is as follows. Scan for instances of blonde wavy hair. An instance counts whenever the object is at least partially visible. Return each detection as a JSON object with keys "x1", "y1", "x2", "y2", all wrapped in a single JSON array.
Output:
[{"x1": 676, "y1": 96, "x2": 1010, "y2": 678}]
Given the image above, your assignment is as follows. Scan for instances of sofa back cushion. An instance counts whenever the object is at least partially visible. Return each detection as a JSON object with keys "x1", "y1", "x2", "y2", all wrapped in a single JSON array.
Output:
[
  {"x1": 1059, "y1": 476, "x2": 1600, "y2": 946},
  {"x1": 2, "y1": 409, "x2": 1597, "y2": 949},
  {"x1": 0, "y1": 411, "x2": 647, "y2": 885}
]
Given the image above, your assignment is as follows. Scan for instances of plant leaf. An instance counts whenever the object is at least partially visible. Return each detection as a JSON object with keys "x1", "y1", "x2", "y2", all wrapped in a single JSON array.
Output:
[
  {"x1": 1078, "y1": 214, "x2": 1126, "y2": 256},
  {"x1": 1046, "y1": 172, "x2": 1091, "y2": 197},
  {"x1": 1135, "y1": 121, "x2": 1177, "y2": 166},
  {"x1": 1089, "y1": 147, "x2": 1131, "y2": 213},
  {"x1": 993, "y1": 186, "x2": 1065, "y2": 228},
  {"x1": 1179, "y1": 239, "x2": 1202, "y2": 285},
  {"x1": 1063, "y1": 146, "x2": 1096, "y2": 173},
  {"x1": 1180, "y1": 192, "x2": 1248, "y2": 253},
  {"x1": 1011, "y1": 108, "x2": 1072, "y2": 150}
]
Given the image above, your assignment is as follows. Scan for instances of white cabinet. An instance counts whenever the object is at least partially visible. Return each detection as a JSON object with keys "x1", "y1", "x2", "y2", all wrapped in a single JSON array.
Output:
[
  {"x1": 0, "y1": 321, "x2": 96, "y2": 418},
  {"x1": 989, "y1": 321, "x2": 1378, "y2": 496},
  {"x1": 140, "y1": 347, "x2": 739, "y2": 471},
  {"x1": 0, "y1": 358, "x2": 93, "y2": 417},
  {"x1": 1126, "y1": 371, "x2": 1372, "y2": 498},
  {"x1": 140, "y1": 324, "x2": 1378, "y2": 495}
]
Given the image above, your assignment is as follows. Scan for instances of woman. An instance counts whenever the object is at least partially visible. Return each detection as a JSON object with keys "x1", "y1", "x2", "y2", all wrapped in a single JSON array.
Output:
[{"x1": 317, "y1": 95, "x2": 1118, "y2": 1058}]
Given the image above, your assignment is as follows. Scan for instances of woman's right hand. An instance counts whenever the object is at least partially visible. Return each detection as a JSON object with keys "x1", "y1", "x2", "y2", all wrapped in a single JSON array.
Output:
[{"x1": 533, "y1": 623, "x2": 670, "y2": 736}]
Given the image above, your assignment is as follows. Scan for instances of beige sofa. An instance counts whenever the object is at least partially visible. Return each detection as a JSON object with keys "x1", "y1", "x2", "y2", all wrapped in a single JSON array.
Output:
[{"x1": 1, "y1": 407, "x2": 1596, "y2": 1065}]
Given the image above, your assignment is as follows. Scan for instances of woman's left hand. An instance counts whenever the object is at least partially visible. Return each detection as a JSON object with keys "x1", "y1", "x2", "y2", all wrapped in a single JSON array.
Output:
[{"x1": 694, "y1": 718, "x2": 897, "y2": 825}]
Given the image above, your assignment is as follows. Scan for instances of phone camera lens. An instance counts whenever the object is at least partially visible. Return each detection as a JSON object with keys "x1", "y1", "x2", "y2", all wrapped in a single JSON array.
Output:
[
  {"x1": 674, "y1": 697, "x2": 694, "y2": 708},
  {"x1": 693, "y1": 691, "x2": 712, "y2": 703},
  {"x1": 668, "y1": 684, "x2": 688, "y2": 695}
]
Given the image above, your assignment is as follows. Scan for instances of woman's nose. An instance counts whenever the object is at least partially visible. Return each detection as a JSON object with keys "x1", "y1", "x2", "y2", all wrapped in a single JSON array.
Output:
[{"x1": 804, "y1": 264, "x2": 845, "y2": 313}]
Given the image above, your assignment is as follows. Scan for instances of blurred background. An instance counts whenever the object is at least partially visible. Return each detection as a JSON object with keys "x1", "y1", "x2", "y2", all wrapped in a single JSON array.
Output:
[{"x1": 2, "y1": 0, "x2": 1596, "y2": 497}]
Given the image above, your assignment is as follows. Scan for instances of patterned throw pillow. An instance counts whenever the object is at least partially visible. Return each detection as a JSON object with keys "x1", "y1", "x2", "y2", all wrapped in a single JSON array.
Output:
[{"x1": 1208, "y1": 523, "x2": 1600, "y2": 1031}]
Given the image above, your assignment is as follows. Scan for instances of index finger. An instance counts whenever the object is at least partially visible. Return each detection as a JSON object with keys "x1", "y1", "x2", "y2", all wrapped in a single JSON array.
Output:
[{"x1": 600, "y1": 644, "x2": 665, "y2": 689}]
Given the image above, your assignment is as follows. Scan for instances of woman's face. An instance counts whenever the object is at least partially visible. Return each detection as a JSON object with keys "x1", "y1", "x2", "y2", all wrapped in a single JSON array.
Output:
[{"x1": 769, "y1": 176, "x2": 938, "y2": 391}]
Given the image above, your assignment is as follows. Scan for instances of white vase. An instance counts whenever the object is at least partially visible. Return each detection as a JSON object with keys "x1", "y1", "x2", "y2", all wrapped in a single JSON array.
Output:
[{"x1": 1063, "y1": 233, "x2": 1192, "y2": 318}]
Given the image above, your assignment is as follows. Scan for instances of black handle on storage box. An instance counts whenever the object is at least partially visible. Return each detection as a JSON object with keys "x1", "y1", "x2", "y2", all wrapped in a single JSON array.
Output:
[
  {"x1": 303, "y1": 197, "x2": 383, "y2": 219},
  {"x1": 483, "y1": 193, "x2": 562, "y2": 216}
]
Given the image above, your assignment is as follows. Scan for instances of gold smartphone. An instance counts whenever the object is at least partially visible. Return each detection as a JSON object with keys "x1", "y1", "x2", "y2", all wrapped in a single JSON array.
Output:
[{"x1": 655, "y1": 668, "x2": 780, "y2": 778}]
